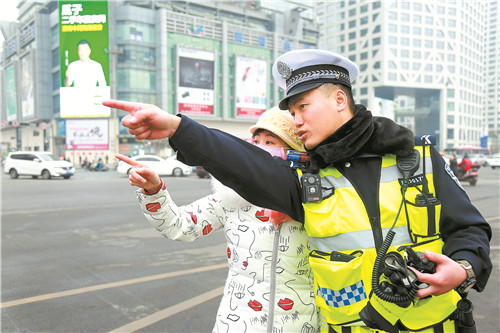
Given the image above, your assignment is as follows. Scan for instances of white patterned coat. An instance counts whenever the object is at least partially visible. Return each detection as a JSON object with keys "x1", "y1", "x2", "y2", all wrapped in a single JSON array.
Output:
[{"x1": 136, "y1": 178, "x2": 318, "y2": 333}]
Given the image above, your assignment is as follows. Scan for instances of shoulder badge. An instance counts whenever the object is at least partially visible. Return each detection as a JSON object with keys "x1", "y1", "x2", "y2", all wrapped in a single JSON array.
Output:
[{"x1": 444, "y1": 163, "x2": 465, "y2": 191}]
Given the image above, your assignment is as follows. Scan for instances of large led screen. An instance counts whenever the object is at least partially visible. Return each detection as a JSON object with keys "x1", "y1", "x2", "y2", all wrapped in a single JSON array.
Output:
[
  {"x1": 59, "y1": 0, "x2": 110, "y2": 118},
  {"x1": 177, "y1": 47, "x2": 215, "y2": 115},
  {"x1": 235, "y1": 56, "x2": 268, "y2": 117}
]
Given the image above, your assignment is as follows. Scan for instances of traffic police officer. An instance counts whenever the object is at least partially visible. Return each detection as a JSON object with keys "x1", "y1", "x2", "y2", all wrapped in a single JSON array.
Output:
[{"x1": 106, "y1": 49, "x2": 492, "y2": 333}]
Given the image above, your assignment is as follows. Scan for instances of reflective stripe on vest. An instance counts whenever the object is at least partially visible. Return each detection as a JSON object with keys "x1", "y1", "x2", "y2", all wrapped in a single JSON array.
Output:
[{"x1": 310, "y1": 225, "x2": 412, "y2": 252}]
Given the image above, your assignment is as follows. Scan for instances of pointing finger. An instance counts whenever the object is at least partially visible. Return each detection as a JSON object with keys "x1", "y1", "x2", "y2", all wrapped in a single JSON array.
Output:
[
  {"x1": 102, "y1": 99, "x2": 152, "y2": 114},
  {"x1": 115, "y1": 154, "x2": 142, "y2": 168}
]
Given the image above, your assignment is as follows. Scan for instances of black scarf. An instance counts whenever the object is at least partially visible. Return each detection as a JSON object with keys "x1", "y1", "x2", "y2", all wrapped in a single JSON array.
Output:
[{"x1": 306, "y1": 104, "x2": 415, "y2": 173}]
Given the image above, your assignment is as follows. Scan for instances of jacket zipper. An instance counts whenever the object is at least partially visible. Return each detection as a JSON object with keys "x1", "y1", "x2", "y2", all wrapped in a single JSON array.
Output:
[
  {"x1": 267, "y1": 223, "x2": 281, "y2": 333},
  {"x1": 343, "y1": 169, "x2": 383, "y2": 252}
]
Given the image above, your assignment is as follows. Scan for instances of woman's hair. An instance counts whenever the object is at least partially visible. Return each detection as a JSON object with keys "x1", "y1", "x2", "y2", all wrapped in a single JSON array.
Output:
[{"x1": 319, "y1": 83, "x2": 355, "y2": 114}]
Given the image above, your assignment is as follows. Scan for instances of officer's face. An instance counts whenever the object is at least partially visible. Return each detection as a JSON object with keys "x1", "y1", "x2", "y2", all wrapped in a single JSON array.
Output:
[{"x1": 288, "y1": 88, "x2": 348, "y2": 149}]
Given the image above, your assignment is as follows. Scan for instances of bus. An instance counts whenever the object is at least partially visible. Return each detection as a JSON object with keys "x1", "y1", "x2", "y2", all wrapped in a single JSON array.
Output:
[{"x1": 444, "y1": 146, "x2": 491, "y2": 165}]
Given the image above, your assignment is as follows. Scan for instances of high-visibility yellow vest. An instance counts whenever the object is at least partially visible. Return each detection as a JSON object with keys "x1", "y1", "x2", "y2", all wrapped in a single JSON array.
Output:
[{"x1": 299, "y1": 146, "x2": 461, "y2": 331}]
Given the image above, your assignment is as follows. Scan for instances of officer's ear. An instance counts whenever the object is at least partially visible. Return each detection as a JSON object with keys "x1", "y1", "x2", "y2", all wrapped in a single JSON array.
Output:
[{"x1": 335, "y1": 89, "x2": 348, "y2": 112}]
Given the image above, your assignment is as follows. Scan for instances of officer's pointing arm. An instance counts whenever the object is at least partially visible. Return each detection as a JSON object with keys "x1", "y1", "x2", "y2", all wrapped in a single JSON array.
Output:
[{"x1": 102, "y1": 99, "x2": 180, "y2": 140}]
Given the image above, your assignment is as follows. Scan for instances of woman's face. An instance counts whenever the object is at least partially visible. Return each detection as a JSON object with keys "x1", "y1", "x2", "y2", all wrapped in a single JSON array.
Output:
[{"x1": 253, "y1": 130, "x2": 288, "y2": 149}]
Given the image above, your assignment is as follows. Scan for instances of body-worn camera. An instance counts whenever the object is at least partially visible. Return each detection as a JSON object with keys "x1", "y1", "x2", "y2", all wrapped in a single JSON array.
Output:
[{"x1": 301, "y1": 173, "x2": 322, "y2": 203}]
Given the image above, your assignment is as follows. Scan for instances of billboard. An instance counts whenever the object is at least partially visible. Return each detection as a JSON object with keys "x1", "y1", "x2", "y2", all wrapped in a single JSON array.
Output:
[
  {"x1": 65, "y1": 119, "x2": 109, "y2": 150},
  {"x1": 177, "y1": 47, "x2": 215, "y2": 115},
  {"x1": 59, "y1": 0, "x2": 110, "y2": 118},
  {"x1": 5, "y1": 65, "x2": 17, "y2": 121},
  {"x1": 235, "y1": 56, "x2": 268, "y2": 117},
  {"x1": 20, "y1": 52, "x2": 35, "y2": 119}
]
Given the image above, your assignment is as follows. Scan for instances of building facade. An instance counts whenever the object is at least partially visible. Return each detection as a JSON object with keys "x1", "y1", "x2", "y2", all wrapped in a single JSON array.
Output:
[
  {"x1": 316, "y1": 0, "x2": 497, "y2": 152},
  {"x1": 1, "y1": 0, "x2": 318, "y2": 164}
]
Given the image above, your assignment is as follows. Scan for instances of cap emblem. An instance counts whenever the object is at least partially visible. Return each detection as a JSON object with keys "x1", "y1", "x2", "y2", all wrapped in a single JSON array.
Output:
[{"x1": 277, "y1": 61, "x2": 292, "y2": 80}]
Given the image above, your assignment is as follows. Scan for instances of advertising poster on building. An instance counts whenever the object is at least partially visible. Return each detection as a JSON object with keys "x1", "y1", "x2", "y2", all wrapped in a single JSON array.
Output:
[
  {"x1": 20, "y1": 52, "x2": 35, "y2": 119},
  {"x1": 59, "y1": 0, "x2": 110, "y2": 118},
  {"x1": 5, "y1": 65, "x2": 17, "y2": 121},
  {"x1": 66, "y1": 119, "x2": 109, "y2": 150},
  {"x1": 235, "y1": 56, "x2": 268, "y2": 117},
  {"x1": 177, "y1": 47, "x2": 215, "y2": 115}
]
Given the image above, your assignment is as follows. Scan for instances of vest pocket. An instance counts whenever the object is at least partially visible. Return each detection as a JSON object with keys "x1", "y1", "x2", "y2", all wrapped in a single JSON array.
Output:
[
  {"x1": 403, "y1": 186, "x2": 442, "y2": 241},
  {"x1": 309, "y1": 249, "x2": 374, "y2": 326}
]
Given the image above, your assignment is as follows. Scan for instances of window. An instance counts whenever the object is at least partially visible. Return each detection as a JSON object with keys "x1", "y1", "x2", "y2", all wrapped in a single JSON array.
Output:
[
  {"x1": 372, "y1": 37, "x2": 381, "y2": 46},
  {"x1": 349, "y1": 20, "x2": 356, "y2": 28},
  {"x1": 389, "y1": 24, "x2": 397, "y2": 32},
  {"x1": 389, "y1": 36, "x2": 397, "y2": 45},
  {"x1": 413, "y1": 39, "x2": 421, "y2": 47},
  {"x1": 116, "y1": 21, "x2": 155, "y2": 43},
  {"x1": 52, "y1": 48, "x2": 59, "y2": 67},
  {"x1": 119, "y1": 45, "x2": 156, "y2": 66},
  {"x1": 401, "y1": 25, "x2": 409, "y2": 34},
  {"x1": 117, "y1": 69, "x2": 156, "y2": 89},
  {"x1": 349, "y1": 32, "x2": 356, "y2": 39}
]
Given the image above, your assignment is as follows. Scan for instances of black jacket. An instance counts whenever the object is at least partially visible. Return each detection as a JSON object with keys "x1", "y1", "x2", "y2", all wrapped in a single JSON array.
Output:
[{"x1": 170, "y1": 113, "x2": 492, "y2": 292}]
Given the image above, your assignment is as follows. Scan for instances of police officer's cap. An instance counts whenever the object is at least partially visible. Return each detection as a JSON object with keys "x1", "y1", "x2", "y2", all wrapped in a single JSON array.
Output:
[{"x1": 272, "y1": 49, "x2": 359, "y2": 110}]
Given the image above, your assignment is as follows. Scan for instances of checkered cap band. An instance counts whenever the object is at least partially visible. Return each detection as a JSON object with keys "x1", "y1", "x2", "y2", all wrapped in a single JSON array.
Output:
[
  {"x1": 317, "y1": 280, "x2": 367, "y2": 308},
  {"x1": 286, "y1": 65, "x2": 350, "y2": 94}
]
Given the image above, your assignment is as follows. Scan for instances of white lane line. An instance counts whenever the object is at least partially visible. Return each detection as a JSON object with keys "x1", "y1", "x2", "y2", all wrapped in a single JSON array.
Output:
[
  {"x1": 1, "y1": 263, "x2": 227, "y2": 309},
  {"x1": 109, "y1": 286, "x2": 225, "y2": 333}
]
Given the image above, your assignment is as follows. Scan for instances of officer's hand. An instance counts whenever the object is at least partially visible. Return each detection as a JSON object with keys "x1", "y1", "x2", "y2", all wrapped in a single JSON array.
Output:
[
  {"x1": 115, "y1": 154, "x2": 162, "y2": 193},
  {"x1": 409, "y1": 251, "x2": 467, "y2": 298},
  {"x1": 103, "y1": 99, "x2": 181, "y2": 140}
]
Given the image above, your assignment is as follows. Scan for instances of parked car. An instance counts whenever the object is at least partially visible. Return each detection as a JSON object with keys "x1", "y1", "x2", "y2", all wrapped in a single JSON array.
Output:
[
  {"x1": 3, "y1": 151, "x2": 75, "y2": 179},
  {"x1": 486, "y1": 154, "x2": 500, "y2": 169},
  {"x1": 194, "y1": 166, "x2": 211, "y2": 179},
  {"x1": 116, "y1": 154, "x2": 192, "y2": 177}
]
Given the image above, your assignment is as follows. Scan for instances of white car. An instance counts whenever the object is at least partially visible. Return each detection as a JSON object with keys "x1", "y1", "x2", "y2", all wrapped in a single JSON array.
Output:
[
  {"x1": 4, "y1": 151, "x2": 75, "y2": 179},
  {"x1": 486, "y1": 154, "x2": 500, "y2": 169},
  {"x1": 116, "y1": 154, "x2": 192, "y2": 177}
]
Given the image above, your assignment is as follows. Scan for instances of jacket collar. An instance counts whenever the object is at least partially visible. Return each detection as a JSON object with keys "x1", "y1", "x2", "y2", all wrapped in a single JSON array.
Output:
[{"x1": 306, "y1": 104, "x2": 415, "y2": 172}]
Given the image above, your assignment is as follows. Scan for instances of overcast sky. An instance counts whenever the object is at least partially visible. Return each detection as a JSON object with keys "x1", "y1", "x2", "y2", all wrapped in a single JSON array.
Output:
[{"x1": 0, "y1": 1, "x2": 19, "y2": 45}]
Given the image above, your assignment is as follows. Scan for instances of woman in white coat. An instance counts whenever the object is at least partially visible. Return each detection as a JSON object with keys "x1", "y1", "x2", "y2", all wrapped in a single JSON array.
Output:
[{"x1": 117, "y1": 108, "x2": 318, "y2": 333}]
